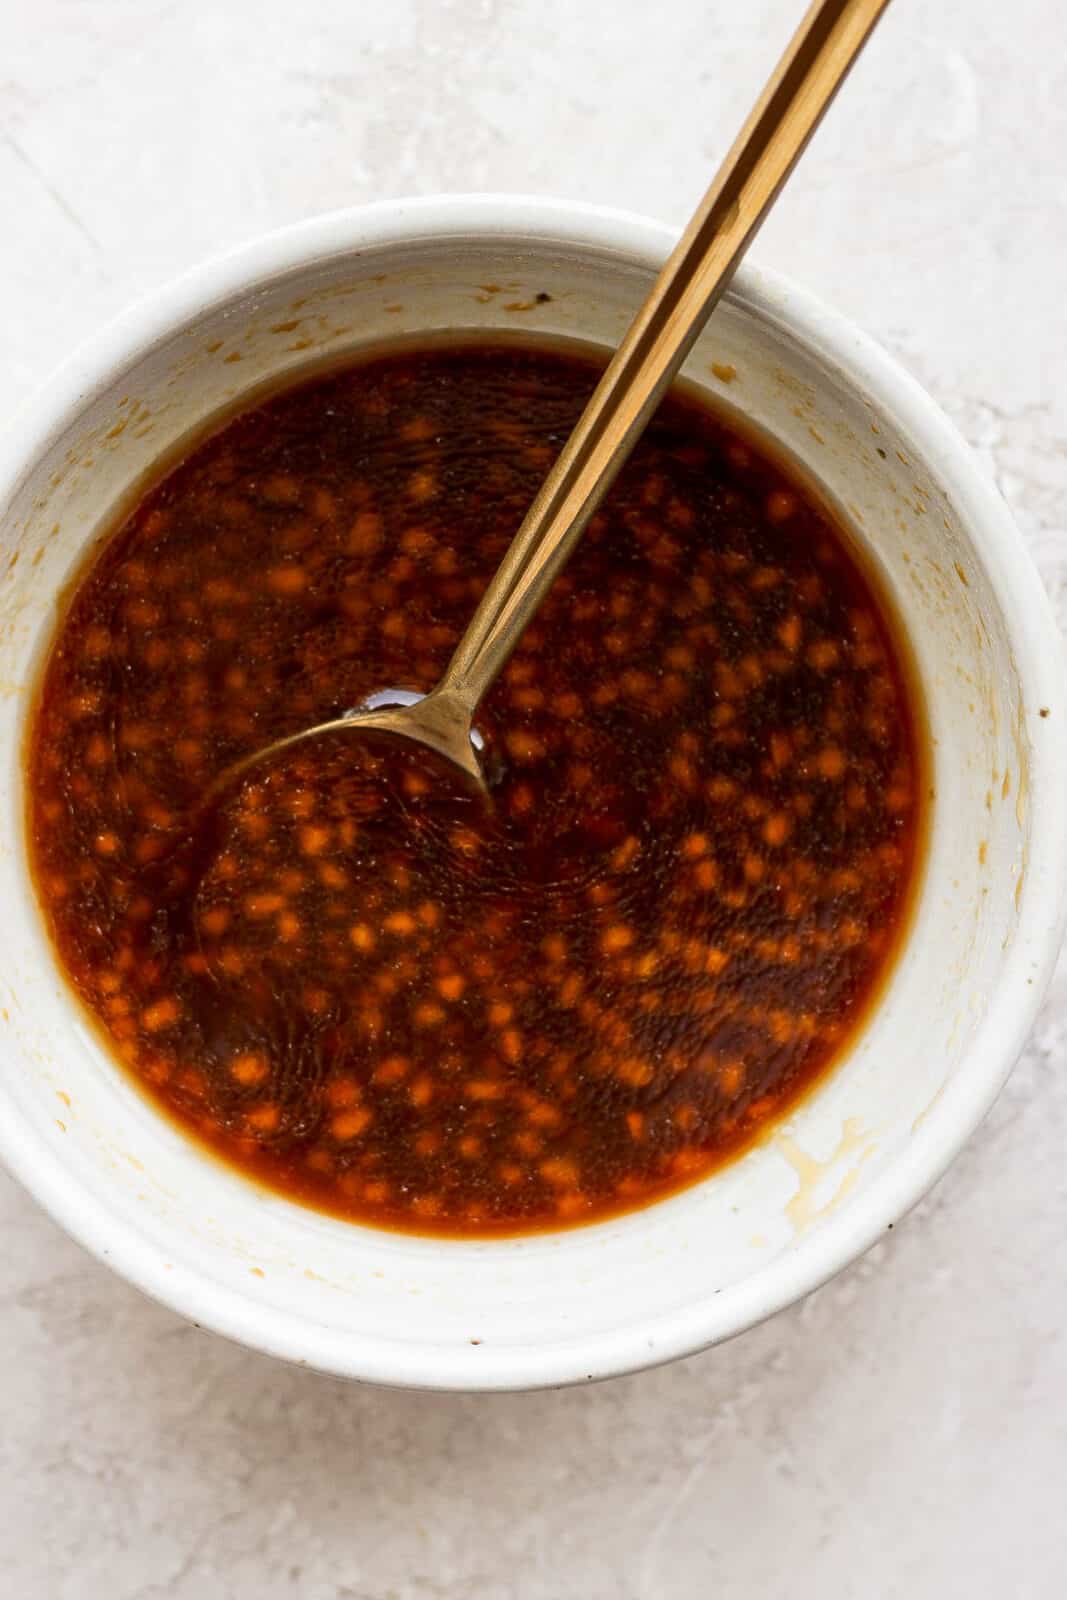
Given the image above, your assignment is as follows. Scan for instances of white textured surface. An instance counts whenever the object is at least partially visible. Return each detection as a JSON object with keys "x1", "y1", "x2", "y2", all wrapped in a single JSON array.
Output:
[{"x1": 2, "y1": 1, "x2": 1066, "y2": 1594}]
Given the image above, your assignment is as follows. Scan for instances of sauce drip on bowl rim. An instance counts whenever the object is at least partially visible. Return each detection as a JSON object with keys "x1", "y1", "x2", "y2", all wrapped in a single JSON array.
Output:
[{"x1": 26, "y1": 339, "x2": 923, "y2": 1236}]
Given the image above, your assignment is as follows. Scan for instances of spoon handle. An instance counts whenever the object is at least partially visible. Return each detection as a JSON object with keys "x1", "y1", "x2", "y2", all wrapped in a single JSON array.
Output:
[{"x1": 437, "y1": 0, "x2": 892, "y2": 714}]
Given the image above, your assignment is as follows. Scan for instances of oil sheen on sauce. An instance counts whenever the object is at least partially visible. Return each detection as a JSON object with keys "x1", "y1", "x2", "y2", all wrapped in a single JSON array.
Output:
[{"x1": 26, "y1": 341, "x2": 923, "y2": 1236}]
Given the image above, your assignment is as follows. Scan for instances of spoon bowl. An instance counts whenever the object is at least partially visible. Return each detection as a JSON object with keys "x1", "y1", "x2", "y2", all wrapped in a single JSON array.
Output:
[
  {"x1": 227, "y1": 686, "x2": 489, "y2": 792},
  {"x1": 302, "y1": 687, "x2": 485, "y2": 787}
]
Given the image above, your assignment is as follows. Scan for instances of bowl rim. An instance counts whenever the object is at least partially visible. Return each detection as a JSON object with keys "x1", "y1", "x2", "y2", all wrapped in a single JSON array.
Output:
[{"x1": 1, "y1": 192, "x2": 1065, "y2": 1391}]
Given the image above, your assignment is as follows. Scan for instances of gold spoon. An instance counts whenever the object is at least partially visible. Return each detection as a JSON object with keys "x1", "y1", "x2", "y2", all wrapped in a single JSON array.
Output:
[{"x1": 236, "y1": 0, "x2": 892, "y2": 792}]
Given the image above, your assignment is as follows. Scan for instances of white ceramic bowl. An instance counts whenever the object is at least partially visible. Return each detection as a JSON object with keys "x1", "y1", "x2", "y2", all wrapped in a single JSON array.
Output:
[{"x1": 0, "y1": 196, "x2": 1064, "y2": 1391}]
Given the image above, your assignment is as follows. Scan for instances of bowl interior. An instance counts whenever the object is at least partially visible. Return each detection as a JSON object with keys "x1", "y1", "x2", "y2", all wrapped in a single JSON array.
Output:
[{"x1": 0, "y1": 206, "x2": 1059, "y2": 1388}]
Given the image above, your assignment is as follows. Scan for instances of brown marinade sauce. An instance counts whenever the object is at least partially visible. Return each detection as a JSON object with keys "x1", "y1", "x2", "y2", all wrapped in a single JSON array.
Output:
[{"x1": 27, "y1": 341, "x2": 922, "y2": 1235}]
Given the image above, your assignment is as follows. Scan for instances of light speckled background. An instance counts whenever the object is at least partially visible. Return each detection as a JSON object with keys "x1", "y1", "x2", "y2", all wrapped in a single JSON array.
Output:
[{"x1": 3, "y1": 2, "x2": 1066, "y2": 1595}]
